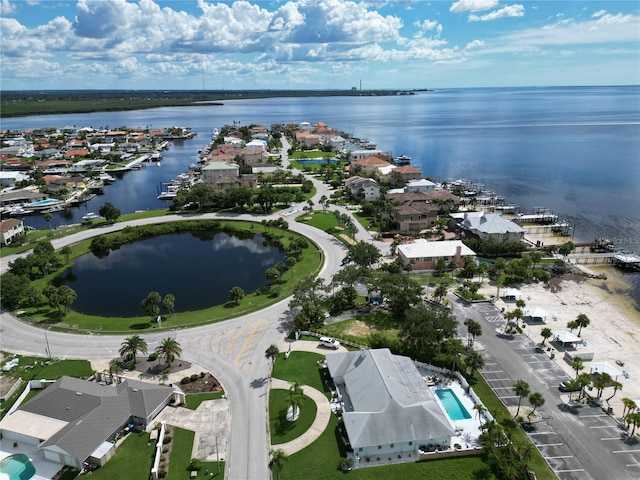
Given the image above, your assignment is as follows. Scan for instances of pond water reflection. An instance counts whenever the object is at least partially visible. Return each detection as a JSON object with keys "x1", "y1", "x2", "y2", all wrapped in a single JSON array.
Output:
[{"x1": 58, "y1": 231, "x2": 286, "y2": 317}]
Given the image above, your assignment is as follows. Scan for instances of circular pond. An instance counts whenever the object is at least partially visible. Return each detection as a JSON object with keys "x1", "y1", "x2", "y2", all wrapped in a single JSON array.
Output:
[{"x1": 57, "y1": 231, "x2": 286, "y2": 317}]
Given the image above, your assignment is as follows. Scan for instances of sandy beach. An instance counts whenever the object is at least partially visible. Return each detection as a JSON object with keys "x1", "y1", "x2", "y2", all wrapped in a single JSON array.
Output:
[{"x1": 482, "y1": 270, "x2": 640, "y2": 419}]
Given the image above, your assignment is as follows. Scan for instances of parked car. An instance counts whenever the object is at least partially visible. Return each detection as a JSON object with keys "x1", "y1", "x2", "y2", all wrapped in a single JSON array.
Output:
[
  {"x1": 319, "y1": 336, "x2": 340, "y2": 349},
  {"x1": 559, "y1": 381, "x2": 581, "y2": 392}
]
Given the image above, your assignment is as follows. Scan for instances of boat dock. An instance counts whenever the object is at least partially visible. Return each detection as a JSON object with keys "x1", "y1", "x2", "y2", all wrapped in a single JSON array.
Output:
[{"x1": 565, "y1": 252, "x2": 640, "y2": 270}]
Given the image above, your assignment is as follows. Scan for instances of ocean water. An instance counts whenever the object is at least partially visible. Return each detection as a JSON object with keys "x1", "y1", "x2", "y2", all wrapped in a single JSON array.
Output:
[{"x1": 2, "y1": 86, "x2": 639, "y2": 304}]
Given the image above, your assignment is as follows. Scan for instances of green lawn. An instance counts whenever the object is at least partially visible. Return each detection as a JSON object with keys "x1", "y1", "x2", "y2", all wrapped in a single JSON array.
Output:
[
  {"x1": 289, "y1": 151, "x2": 337, "y2": 159},
  {"x1": 184, "y1": 391, "x2": 226, "y2": 411},
  {"x1": 295, "y1": 210, "x2": 356, "y2": 246},
  {"x1": 272, "y1": 352, "x2": 330, "y2": 395},
  {"x1": 88, "y1": 431, "x2": 154, "y2": 480},
  {"x1": 269, "y1": 389, "x2": 318, "y2": 444}
]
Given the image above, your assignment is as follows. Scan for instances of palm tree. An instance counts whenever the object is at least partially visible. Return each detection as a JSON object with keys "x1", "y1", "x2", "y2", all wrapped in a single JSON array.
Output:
[
  {"x1": 287, "y1": 382, "x2": 304, "y2": 421},
  {"x1": 566, "y1": 319, "x2": 578, "y2": 333},
  {"x1": 606, "y1": 380, "x2": 623, "y2": 403},
  {"x1": 229, "y1": 286, "x2": 245, "y2": 306},
  {"x1": 60, "y1": 245, "x2": 72, "y2": 264},
  {"x1": 265, "y1": 344, "x2": 279, "y2": 375},
  {"x1": 162, "y1": 294, "x2": 175, "y2": 317},
  {"x1": 119, "y1": 335, "x2": 148, "y2": 365},
  {"x1": 269, "y1": 449, "x2": 288, "y2": 480},
  {"x1": 576, "y1": 372, "x2": 592, "y2": 400},
  {"x1": 466, "y1": 351, "x2": 485, "y2": 379},
  {"x1": 575, "y1": 313, "x2": 590, "y2": 337},
  {"x1": 464, "y1": 318, "x2": 482, "y2": 348},
  {"x1": 593, "y1": 372, "x2": 612, "y2": 399},
  {"x1": 155, "y1": 337, "x2": 182, "y2": 367},
  {"x1": 108, "y1": 362, "x2": 123, "y2": 385},
  {"x1": 513, "y1": 380, "x2": 530, "y2": 419},
  {"x1": 540, "y1": 327, "x2": 553, "y2": 346},
  {"x1": 528, "y1": 392, "x2": 545, "y2": 419},
  {"x1": 571, "y1": 356, "x2": 584, "y2": 378},
  {"x1": 628, "y1": 412, "x2": 640, "y2": 436},
  {"x1": 622, "y1": 398, "x2": 637, "y2": 420},
  {"x1": 433, "y1": 283, "x2": 448, "y2": 302},
  {"x1": 473, "y1": 403, "x2": 487, "y2": 423}
]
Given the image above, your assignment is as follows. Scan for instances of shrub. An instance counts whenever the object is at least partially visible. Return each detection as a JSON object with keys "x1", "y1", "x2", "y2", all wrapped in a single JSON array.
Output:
[
  {"x1": 158, "y1": 469, "x2": 167, "y2": 478},
  {"x1": 181, "y1": 377, "x2": 191, "y2": 385},
  {"x1": 160, "y1": 455, "x2": 166, "y2": 462},
  {"x1": 162, "y1": 447, "x2": 169, "y2": 453},
  {"x1": 163, "y1": 435, "x2": 172, "y2": 444},
  {"x1": 188, "y1": 458, "x2": 202, "y2": 472},
  {"x1": 200, "y1": 372, "x2": 205, "y2": 378},
  {"x1": 338, "y1": 458, "x2": 354, "y2": 471},
  {"x1": 190, "y1": 374, "x2": 199, "y2": 382},
  {"x1": 148, "y1": 353, "x2": 158, "y2": 361}
]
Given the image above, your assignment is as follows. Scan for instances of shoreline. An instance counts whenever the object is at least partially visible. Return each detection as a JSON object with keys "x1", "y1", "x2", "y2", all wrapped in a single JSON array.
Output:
[{"x1": 483, "y1": 272, "x2": 640, "y2": 419}]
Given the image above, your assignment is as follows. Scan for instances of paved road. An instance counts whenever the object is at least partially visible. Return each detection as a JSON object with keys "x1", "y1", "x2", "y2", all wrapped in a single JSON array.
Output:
[{"x1": 450, "y1": 297, "x2": 639, "y2": 480}]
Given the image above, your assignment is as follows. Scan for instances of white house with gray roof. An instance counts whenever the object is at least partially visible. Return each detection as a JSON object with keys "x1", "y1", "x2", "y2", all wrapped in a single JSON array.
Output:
[
  {"x1": 451, "y1": 211, "x2": 524, "y2": 243},
  {"x1": 0, "y1": 376, "x2": 175, "y2": 469},
  {"x1": 326, "y1": 349, "x2": 454, "y2": 464}
]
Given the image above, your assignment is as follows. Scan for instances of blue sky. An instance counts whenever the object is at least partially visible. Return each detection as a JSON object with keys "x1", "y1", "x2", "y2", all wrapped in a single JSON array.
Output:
[{"x1": 1, "y1": 0, "x2": 638, "y2": 90}]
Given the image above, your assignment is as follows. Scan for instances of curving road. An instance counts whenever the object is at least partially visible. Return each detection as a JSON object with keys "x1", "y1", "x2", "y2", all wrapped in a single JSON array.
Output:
[{"x1": 0, "y1": 139, "x2": 387, "y2": 479}]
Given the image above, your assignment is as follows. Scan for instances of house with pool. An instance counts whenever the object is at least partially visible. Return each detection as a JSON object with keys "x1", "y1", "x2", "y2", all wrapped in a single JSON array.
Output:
[{"x1": 325, "y1": 348, "x2": 487, "y2": 467}]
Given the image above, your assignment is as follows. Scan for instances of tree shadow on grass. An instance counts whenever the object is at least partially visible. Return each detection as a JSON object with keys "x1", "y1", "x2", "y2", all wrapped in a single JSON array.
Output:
[
  {"x1": 472, "y1": 466, "x2": 493, "y2": 480},
  {"x1": 273, "y1": 409, "x2": 296, "y2": 437},
  {"x1": 130, "y1": 322, "x2": 152, "y2": 330}
]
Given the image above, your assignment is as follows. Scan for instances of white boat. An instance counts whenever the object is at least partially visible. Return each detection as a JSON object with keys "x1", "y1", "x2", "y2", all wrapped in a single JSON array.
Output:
[
  {"x1": 393, "y1": 154, "x2": 412, "y2": 165},
  {"x1": 150, "y1": 151, "x2": 163, "y2": 162},
  {"x1": 81, "y1": 212, "x2": 101, "y2": 221},
  {"x1": 9, "y1": 206, "x2": 34, "y2": 216},
  {"x1": 99, "y1": 173, "x2": 115, "y2": 184},
  {"x1": 157, "y1": 184, "x2": 180, "y2": 200}
]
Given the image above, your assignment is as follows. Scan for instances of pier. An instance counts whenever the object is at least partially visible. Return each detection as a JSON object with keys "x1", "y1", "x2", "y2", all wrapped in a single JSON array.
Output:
[{"x1": 565, "y1": 252, "x2": 640, "y2": 270}]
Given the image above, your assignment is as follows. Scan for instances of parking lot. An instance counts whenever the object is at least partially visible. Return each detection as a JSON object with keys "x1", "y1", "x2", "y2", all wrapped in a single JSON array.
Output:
[{"x1": 455, "y1": 299, "x2": 640, "y2": 479}]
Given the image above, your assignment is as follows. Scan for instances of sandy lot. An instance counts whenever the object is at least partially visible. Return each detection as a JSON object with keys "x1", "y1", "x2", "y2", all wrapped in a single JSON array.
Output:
[{"x1": 483, "y1": 273, "x2": 640, "y2": 418}]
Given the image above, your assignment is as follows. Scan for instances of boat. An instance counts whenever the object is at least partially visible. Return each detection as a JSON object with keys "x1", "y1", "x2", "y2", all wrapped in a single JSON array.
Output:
[
  {"x1": 9, "y1": 206, "x2": 35, "y2": 216},
  {"x1": 81, "y1": 212, "x2": 101, "y2": 221},
  {"x1": 99, "y1": 173, "x2": 115, "y2": 184},
  {"x1": 157, "y1": 184, "x2": 181, "y2": 200},
  {"x1": 149, "y1": 151, "x2": 163, "y2": 162},
  {"x1": 393, "y1": 154, "x2": 411, "y2": 165}
]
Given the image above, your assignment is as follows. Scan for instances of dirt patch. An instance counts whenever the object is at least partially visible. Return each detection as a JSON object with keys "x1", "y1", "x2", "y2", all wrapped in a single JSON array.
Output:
[
  {"x1": 548, "y1": 272, "x2": 585, "y2": 293},
  {"x1": 339, "y1": 233, "x2": 357, "y2": 246},
  {"x1": 176, "y1": 373, "x2": 223, "y2": 394},
  {"x1": 344, "y1": 320, "x2": 379, "y2": 337}
]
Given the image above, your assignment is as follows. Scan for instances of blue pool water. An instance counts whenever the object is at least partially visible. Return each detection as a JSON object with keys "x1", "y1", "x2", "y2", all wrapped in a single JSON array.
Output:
[
  {"x1": 297, "y1": 159, "x2": 339, "y2": 165},
  {"x1": 28, "y1": 199, "x2": 62, "y2": 207},
  {"x1": 436, "y1": 388, "x2": 472, "y2": 421},
  {"x1": 0, "y1": 453, "x2": 36, "y2": 480}
]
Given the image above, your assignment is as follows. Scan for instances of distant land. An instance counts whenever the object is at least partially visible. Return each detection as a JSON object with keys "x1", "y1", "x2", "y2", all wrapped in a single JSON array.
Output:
[{"x1": 0, "y1": 89, "x2": 428, "y2": 119}]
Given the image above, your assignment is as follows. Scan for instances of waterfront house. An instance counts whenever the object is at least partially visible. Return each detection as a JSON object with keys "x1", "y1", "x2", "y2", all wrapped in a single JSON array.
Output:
[
  {"x1": 201, "y1": 162, "x2": 240, "y2": 187},
  {"x1": 326, "y1": 349, "x2": 454, "y2": 465},
  {"x1": 450, "y1": 211, "x2": 524, "y2": 243},
  {"x1": 406, "y1": 179, "x2": 437, "y2": 192},
  {"x1": 0, "y1": 189, "x2": 49, "y2": 208},
  {"x1": 0, "y1": 376, "x2": 176, "y2": 470},
  {"x1": 397, "y1": 239, "x2": 476, "y2": 271},
  {"x1": 350, "y1": 155, "x2": 393, "y2": 174},
  {"x1": 44, "y1": 175, "x2": 86, "y2": 195},
  {"x1": 344, "y1": 176, "x2": 381, "y2": 201},
  {"x1": 0, "y1": 171, "x2": 28, "y2": 188},
  {"x1": 390, "y1": 165, "x2": 422, "y2": 182},
  {"x1": 0, "y1": 218, "x2": 24, "y2": 245},
  {"x1": 385, "y1": 191, "x2": 441, "y2": 233}
]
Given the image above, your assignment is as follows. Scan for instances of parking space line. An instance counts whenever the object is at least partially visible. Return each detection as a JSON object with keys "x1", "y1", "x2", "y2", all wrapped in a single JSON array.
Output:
[
  {"x1": 487, "y1": 378, "x2": 512, "y2": 381},
  {"x1": 537, "y1": 443, "x2": 564, "y2": 447},
  {"x1": 491, "y1": 387, "x2": 515, "y2": 390},
  {"x1": 555, "y1": 469, "x2": 585, "y2": 473},
  {"x1": 481, "y1": 370, "x2": 504, "y2": 374},
  {"x1": 499, "y1": 395, "x2": 519, "y2": 399},
  {"x1": 546, "y1": 455, "x2": 573, "y2": 459},
  {"x1": 625, "y1": 463, "x2": 640, "y2": 467},
  {"x1": 613, "y1": 449, "x2": 640, "y2": 454},
  {"x1": 528, "y1": 432, "x2": 555, "y2": 435},
  {"x1": 581, "y1": 414, "x2": 608, "y2": 418},
  {"x1": 589, "y1": 425, "x2": 619, "y2": 429},
  {"x1": 601, "y1": 437, "x2": 621, "y2": 441}
]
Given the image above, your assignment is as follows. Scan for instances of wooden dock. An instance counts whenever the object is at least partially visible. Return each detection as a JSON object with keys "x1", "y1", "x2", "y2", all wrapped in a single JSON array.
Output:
[{"x1": 565, "y1": 252, "x2": 640, "y2": 270}]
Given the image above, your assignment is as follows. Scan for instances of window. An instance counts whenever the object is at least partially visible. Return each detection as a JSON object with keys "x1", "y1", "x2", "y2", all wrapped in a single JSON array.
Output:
[
  {"x1": 390, "y1": 443, "x2": 394, "y2": 448},
  {"x1": 359, "y1": 447, "x2": 363, "y2": 452},
  {"x1": 378, "y1": 445, "x2": 382, "y2": 450},
  {"x1": 408, "y1": 441, "x2": 413, "y2": 446}
]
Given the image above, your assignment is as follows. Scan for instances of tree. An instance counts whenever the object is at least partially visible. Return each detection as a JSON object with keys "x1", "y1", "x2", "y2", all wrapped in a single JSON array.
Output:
[
  {"x1": 513, "y1": 380, "x2": 530, "y2": 419},
  {"x1": 571, "y1": 356, "x2": 584, "y2": 379},
  {"x1": 265, "y1": 267, "x2": 281, "y2": 285},
  {"x1": 433, "y1": 283, "x2": 449, "y2": 302},
  {"x1": 90, "y1": 235, "x2": 111, "y2": 258},
  {"x1": 473, "y1": 403, "x2": 487, "y2": 423},
  {"x1": 57, "y1": 285, "x2": 77, "y2": 313},
  {"x1": 99, "y1": 202, "x2": 121, "y2": 223},
  {"x1": 566, "y1": 319, "x2": 578, "y2": 333},
  {"x1": 575, "y1": 313, "x2": 590, "y2": 337},
  {"x1": 628, "y1": 412, "x2": 640, "y2": 436},
  {"x1": 43, "y1": 211, "x2": 53, "y2": 229},
  {"x1": 593, "y1": 372, "x2": 612, "y2": 399},
  {"x1": 269, "y1": 449, "x2": 288, "y2": 480},
  {"x1": 0, "y1": 273, "x2": 30, "y2": 309},
  {"x1": 342, "y1": 241, "x2": 381, "y2": 272},
  {"x1": 466, "y1": 351, "x2": 485, "y2": 378},
  {"x1": 319, "y1": 195, "x2": 329, "y2": 211},
  {"x1": 288, "y1": 382, "x2": 304, "y2": 421},
  {"x1": 119, "y1": 335, "x2": 148, "y2": 365},
  {"x1": 155, "y1": 337, "x2": 182, "y2": 366},
  {"x1": 576, "y1": 372, "x2": 592, "y2": 400},
  {"x1": 228, "y1": 286, "x2": 245, "y2": 306},
  {"x1": 464, "y1": 318, "x2": 482, "y2": 348},
  {"x1": 528, "y1": 392, "x2": 545, "y2": 419},
  {"x1": 606, "y1": 380, "x2": 623, "y2": 403},
  {"x1": 162, "y1": 294, "x2": 175, "y2": 317},
  {"x1": 265, "y1": 344, "x2": 279, "y2": 374},
  {"x1": 622, "y1": 398, "x2": 637, "y2": 420},
  {"x1": 141, "y1": 292, "x2": 161, "y2": 319},
  {"x1": 60, "y1": 245, "x2": 72, "y2": 264},
  {"x1": 399, "y1": 304, "x2": 458, "y2": 362},
  {"x1": 42, "y1": 284, "x2": 61, "y2": 312},
  {"x1": 540, "y1": 327, "x2": 553, "y2": 346},
  {"x1": 558, "y1": 241, "x2": 575, "y2": 256}
]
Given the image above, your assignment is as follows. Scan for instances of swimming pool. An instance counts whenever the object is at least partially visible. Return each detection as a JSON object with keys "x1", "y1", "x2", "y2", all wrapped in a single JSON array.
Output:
[
  {"x1": 28, "y1": 199, "x2": 63, "y2": 207},
  {"x1": 297, "y1": 159, "x2": 340, "y2": 165},
  {"x1": 436, "y1": 388, "x2": 472, "y2": 421},
  {"x1": 0, "y1": 453, "x2": 36, "y2": 480}
]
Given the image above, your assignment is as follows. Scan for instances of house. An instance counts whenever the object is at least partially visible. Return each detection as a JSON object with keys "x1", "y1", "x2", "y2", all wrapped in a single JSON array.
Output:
[
  {"x1": 385, "y1": 191, "x2": 441, "y2": 233},
  {"x1": 0, "y1": 171, "x2": 28, "y2": 188},
  {"x1": 44, "y1": 176, "x2": 86, "y2": 195},
  {"x1": 391, "y1": 165, "x2": 422, "y2": 182},
  {"x1": 326, "y1": 349, "x2": 454, "y2": 464},
  {"x1": 397, "y1": 239, "x2": 476, "y2": 270},
  {"x1": 350, "y1": 155, "x2": 392, "y2": 175},
  {"x1": 348, "y1": 150, "x2": 390, "y2": 162},
  {"x1": 0, "y1": 376, "x2": 176, "y2": 469},
  {"x1": 406, "y1": 179, "x2": 437, "y2": 192},
  {"x1": 450, "y1": 211, "x2": 524, "y2": 243},
  {"x1": 523, "y1": 306, "x2": 549, "y2": 323},
  {"x1": 0, "y1": 189, "x2": 49, "y2": 208},
  {"x1": 201, "y1": 162, "x2": 240, "y2": 187},
  {"x1": 344, "y1": 176, "x2": 380, "y2": 201},
  {"x1": 0, "y1": 218, "x2": 24, "y2": 245}
]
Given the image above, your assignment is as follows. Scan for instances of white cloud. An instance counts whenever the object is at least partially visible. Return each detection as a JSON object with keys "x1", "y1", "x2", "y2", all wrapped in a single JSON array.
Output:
[
  {"x1": 450, "y1": 0, "x2": 498, "y2": 13},
  {"x1": 592, "y1": 10, "x2": 606, "y2": 18},
  {"x1": 469, "y1": 4, "x2": 525, "y2": 22},
  {"x1": 0, "y1": 0, "x2": 16, "y2": 15},
  {"x1": 465, "y1": 39, "x2": 486, "y2": 49}
]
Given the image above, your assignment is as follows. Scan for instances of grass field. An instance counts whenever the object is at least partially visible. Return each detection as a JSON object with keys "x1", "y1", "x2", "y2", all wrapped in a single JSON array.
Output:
[
  {"x1": 269, "y1": 389, "x2": 318, "y2": 444},
  {"x1": 184, "y1": 391, "x2": 226, "y2": 411}
]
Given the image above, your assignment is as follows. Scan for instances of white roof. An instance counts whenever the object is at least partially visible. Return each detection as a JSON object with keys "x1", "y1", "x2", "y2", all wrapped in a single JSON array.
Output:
[
  {"x1": 398, "y1": 239, "x2": 476, "y2": 260},
  {"x1": 553, "y1": 330, "x2": 581, "y2": 344},
  {"x1": 407, "y1": 179, "x2": 436, "y2": 187},
  {"x1": 90, "y1": 441, "x2": 114, "y2": 459},
  {"x1": 524, "y1": 306, "x2": 548, "y2": 319},
  {"x1": 589, "y1": 362, "x2": 622, "y2": 378},
  {"x1": 502, "y1": 288, "x2": 521, "y2": 298},
  {"x1": 451, "y1": 211, "x2": 524, "y2": 235},
  {"x1": 0, "y1": 410, "x2": 68, "y2": 441}
]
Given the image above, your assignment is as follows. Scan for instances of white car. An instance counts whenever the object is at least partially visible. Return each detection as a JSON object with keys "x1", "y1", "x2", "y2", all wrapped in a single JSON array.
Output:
[{"x1": 318, "y1": 337, "x2": 340, "y2": 349}]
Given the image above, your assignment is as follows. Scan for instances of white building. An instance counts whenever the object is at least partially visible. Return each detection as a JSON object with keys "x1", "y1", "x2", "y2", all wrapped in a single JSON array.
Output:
[
  {"x1": 451, "y1": 211, "x2": 524, "y2": 243},
  {"x1": 397, "y1": 239, "x2": 476, "y2": 271}
]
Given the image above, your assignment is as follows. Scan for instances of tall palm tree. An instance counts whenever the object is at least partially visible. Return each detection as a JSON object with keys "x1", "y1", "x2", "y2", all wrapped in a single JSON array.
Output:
[
  {"x1": 464, "y1": 318, "x2": 482, "y2": 348},
  {"x1": 119, "y1": 335, "x2": 148, "y2": 365},
  {"x1": 540, "y1": 327, "x2": 553, "y2": 346},
  {"x1": 473, "y1": 403, "x2": 487, "y2": 423},
  {"x1": 576, "y1": 372, "x2": 592, "y2": 401},
  {"x1": 155, "y1": 337, "x2": 182, "y2": 366},
  {"x1": 571, "y1": 356, "x2": 584, "y2": 378},
  {"x1": 269, "y1": 449, "x2": 288, "y2": 480},
  {"x1": 513, "y1": 380, "x2": 530, "y2": 419},
  {"x1": 575, "y1": 313, "x2": 590, "y2": 337},
  {"x1": 287, "y1": 382, "x2": 304, "y2": 421},
  {"x1": 528, "y1": 392, "x2": 545, "y2": 419},
  {"x1": 265, "y1": 344, "x2": 279, "y2": 376},
  {"x1": 606, "y1": 380, "x2": 623, "y2": 403},
  {"x1": 466, "y1": 351, "x2": 485, "y2": 379},
  {"x1": 566, "y1": 320, "x2": 578, "y2": 333},
  {"x1": 593, "y1": 372, "x2": 612, "y2": 399},
  {"x1": 622, "y1": 398, "x2": 637, "y2": 420}
]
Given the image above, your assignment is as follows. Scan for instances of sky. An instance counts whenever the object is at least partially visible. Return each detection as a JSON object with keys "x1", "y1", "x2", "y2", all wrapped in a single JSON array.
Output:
[{"x1": 0, "y1": 0, "x2": 639, "y2": 90}]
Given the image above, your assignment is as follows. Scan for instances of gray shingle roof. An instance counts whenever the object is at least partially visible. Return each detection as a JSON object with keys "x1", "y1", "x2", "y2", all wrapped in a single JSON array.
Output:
[{"x1": 326, "y1": 349, "x2": 454, "y2": 448}]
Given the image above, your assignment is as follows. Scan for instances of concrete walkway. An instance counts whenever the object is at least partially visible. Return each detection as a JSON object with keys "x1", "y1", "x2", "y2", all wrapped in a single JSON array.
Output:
[{"x1": 269, "y1": 340, "x2": 345, "y2": 455}]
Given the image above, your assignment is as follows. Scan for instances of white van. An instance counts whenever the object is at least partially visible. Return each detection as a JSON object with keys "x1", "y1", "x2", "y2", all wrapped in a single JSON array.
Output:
[{"x1": 318, "y1": 337, "x2": 340, "y2": 349}]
